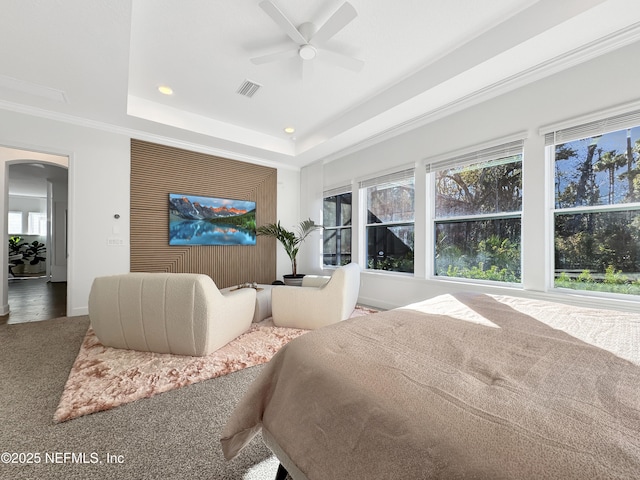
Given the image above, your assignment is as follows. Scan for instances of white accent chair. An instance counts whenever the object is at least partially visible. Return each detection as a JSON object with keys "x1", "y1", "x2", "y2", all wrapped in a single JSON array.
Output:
[
  {"x1": 88, "y1": 272, "x2": 256, "y2": 356},
  {"x1": 271, "y1": 263, "x2": 361, "y2": 329}
]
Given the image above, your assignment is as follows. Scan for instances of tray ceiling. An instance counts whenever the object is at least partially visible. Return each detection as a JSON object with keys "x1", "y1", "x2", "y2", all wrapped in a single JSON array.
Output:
[{"x1": 1, "y1": 0, "x2": 640, "y2": 169}]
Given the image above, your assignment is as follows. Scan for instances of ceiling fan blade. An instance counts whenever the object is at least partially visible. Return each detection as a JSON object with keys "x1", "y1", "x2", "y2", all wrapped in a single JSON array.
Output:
[
  {"x1": 251, "y1": 48, "x2": 298, "y2": 65},
  {"x1": 311, "y1": 2, "x2": 357, "y2": 46},
  {"x1": 317, "y1": 49, "x2": 364, "y2": 72},
  {"x1": 259, "y1": 1, "x2": 307, "y2": 45}
]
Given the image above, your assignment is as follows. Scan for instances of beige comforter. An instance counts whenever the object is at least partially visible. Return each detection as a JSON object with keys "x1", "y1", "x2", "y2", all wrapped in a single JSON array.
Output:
[{"x1": 220, "y1": 293, "x2": 640, "y2": 479}]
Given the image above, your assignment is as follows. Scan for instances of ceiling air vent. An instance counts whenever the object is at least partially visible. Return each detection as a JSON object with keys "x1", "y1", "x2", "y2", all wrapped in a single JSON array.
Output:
[{"x1": 236, "y1": 79, "x2": 262, "y2": 98}]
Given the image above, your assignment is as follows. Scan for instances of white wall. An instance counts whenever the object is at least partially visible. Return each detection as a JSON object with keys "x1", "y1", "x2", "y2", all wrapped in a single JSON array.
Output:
[
  {"x1": 2, "y1": 42, "x2": 638, "y2": 315},
  {"x1": 8, "y1": 195, "x2": 46, "y2": 213},
  {"x1": 0, "y1": 110, "x2": 300, "y2": 316},
  {"x1": 298, "y1": 161, "x2": 324, "y2": 275},
  {"x1": 303, "y1": 40, "x2": 640, "y2": 312},
  {"x1": 0, "y1": 111, "x2": 131, "y2": 316},
  {"x1": 275, "y1": 167, "x2": 301, "y2": 280}
]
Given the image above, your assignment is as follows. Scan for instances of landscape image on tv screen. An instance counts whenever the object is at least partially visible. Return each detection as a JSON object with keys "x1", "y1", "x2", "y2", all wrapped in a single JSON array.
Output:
[{"x1": 169, "y1": 193, "x2": 256, "y2": 246}]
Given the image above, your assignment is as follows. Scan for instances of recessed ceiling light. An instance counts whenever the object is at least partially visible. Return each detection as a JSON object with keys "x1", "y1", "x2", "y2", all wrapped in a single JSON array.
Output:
[
  {"x1": 284, "y1": 127, "x2": 295, "y2": 134},
  {"x1": 158, "y1": 85, "x2": 173, "y2": 95}
]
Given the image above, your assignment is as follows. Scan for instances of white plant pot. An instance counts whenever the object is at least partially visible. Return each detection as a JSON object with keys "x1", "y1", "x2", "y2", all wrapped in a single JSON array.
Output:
[{"x1": 24, "y1": 263, "x2": 45, "y2": 274}]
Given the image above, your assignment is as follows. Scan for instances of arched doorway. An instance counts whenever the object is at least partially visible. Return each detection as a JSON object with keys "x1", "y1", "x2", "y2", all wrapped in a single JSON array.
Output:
[{"x1": 2, "y1": 148, "x2": 68, "y2": 324}]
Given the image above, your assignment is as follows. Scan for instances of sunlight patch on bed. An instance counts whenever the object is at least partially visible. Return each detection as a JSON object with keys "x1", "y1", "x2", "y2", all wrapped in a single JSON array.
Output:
[
  {"x1": 399, "y1": 294, "x2": 499, "y2": 328},
  {"x1": 490, "y1": 294, "x2": 640, "y2": 366}
]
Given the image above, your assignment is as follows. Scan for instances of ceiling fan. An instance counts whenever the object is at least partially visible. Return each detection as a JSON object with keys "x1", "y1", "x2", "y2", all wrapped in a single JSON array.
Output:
[{"x1": 250, "y1": 1, "x2": 364, "y2": 76}]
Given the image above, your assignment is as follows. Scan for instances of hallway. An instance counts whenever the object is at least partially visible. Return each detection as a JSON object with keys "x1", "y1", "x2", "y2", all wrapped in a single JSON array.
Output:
[{"x1": 0, "y1": 277, "x2": 67, "y2": 325}]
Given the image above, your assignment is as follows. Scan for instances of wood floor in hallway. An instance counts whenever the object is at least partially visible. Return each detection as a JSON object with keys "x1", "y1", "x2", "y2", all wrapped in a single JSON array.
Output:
[{"x1": 0, "y1": 277, "x2": 67, "y2": 325}]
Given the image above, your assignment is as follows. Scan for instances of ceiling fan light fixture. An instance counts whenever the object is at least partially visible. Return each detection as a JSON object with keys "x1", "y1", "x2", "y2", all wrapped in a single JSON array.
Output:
[
  {"x1": 252, "y1": 1, "x2": 362, "y2": 75},
  {"x1": 298, "y1": 44, "x2": 317, "y2": 60}
]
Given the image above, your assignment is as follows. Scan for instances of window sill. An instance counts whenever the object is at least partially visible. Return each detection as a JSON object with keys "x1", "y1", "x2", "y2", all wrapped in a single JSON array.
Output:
[{"x1": 358, "y1": 269, "x2": 640, "y2": 313}]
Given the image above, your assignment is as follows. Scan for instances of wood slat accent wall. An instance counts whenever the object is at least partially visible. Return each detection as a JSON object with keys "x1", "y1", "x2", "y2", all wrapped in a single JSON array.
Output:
[{"x1": 130, "y1": 139, "x2": 277, "y2": 288}]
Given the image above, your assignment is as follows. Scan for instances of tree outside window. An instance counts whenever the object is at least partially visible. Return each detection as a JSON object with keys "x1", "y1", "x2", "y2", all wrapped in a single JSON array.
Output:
[
  {"x1": 434, "y1": 154, "x2": 522, "y2": 283},
  {"x1": 553, "y1": 125, "x2": 640, "y2": 295}
]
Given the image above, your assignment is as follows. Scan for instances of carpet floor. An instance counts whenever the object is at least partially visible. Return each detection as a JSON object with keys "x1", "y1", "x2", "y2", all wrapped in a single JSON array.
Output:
[
  {"x1": 0, "y1": 316, "x2": 290, "y2": 480},
  {"x1": 54, "y1": 320, "x2": 307, "y2": 423}
]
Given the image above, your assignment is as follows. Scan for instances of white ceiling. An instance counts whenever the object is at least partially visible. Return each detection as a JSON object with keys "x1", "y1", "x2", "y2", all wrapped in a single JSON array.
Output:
[
  {"x1": 2, "y1": 0, "x2": 640, "y2": 170},
  {"x1": 8, "y1": 162, "x2": 67, "y2": 198},
  {"x1": 1, "y1": 148, "x2": 68, "y2": 197}
]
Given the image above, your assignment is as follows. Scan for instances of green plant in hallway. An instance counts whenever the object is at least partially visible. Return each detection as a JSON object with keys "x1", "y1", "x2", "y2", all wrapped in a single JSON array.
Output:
[
  {"x1": 9, "y1": 236, "x2": 24, "y2": 255},
  {"x1": 24, "y1": 240, "x2": 46, "y2": 273},
  {"x1": 8, "y1": 236, "x2": 29, "y2": 275}
]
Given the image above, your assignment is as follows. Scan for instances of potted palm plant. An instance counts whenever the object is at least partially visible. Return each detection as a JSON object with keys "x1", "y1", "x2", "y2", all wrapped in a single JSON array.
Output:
[{"x1": 256, "y1": 218, "x2": 322, "y2": 286}]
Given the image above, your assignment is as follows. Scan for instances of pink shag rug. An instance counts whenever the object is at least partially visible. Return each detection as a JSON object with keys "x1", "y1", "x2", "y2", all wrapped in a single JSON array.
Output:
[{"x1": 54, "y1": 306, "x2": 378, "y2": 423}]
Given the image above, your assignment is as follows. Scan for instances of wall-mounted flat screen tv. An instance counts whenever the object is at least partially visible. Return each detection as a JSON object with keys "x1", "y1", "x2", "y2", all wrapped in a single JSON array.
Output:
[{"x1": 169, "y1": 193, "x2": 256, "y2": 246}]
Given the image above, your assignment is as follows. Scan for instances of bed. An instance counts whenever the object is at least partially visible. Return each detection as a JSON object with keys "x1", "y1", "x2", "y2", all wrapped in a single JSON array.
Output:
[{"x1": 220, "y1": 292, "x2": 640, "y2": 479}]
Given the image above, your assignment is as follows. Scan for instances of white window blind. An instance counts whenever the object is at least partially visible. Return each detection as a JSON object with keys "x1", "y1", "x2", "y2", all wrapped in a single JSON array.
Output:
[
  {"x1": 544, "y1": 108, "x2": 640, "y2": 146},
  {"x1": 359, "y1": 168, "x2": 414, "y2": 189},
  {"x1": 323, "y1": 185, "x2": 351, "y2": 198},
  {"x1": 426, "y1": 139, "x2": 524, "y2": 173}
]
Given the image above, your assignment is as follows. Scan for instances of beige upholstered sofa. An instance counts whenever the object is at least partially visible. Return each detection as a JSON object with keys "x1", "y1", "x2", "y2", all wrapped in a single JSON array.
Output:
[
  {"x1": 88, "y1": 272, "x2": 256, "y2": 356},
  {"x1": 271, "y1": 263, "x2": 361, "y2": 329}
]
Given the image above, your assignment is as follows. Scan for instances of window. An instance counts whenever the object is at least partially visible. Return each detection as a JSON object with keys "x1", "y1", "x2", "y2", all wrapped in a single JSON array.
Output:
[
  {"x1": 28, "y1": 212, "x2": 47, "y2": 236},
  {"x1": 430, "y1": 140, "x2": 523, "y2": 283},
  {"x1": 361, "y1": 169, "x2": 415, "y2": 273},
  {"x1": 8, "y1": 211, "x2": 22, "y2": 235},
  {"x1": 548, "y1": 110, "x2": 640, "y2": 295},
  {"x1": 323, "y1": 189, "x2": 352, "y2": 267}
]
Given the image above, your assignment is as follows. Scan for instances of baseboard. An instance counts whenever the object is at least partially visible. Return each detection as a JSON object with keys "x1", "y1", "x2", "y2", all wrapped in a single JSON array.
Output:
[
  {"x1": 69, "y1": 306, "x2": 89, "y2": 317},
  {"x1": 358, "y1": 296, "x2": 398, "y2": 311},
  {"x1": 0, "y1": 303, "x2": 9, "y2": 316}
]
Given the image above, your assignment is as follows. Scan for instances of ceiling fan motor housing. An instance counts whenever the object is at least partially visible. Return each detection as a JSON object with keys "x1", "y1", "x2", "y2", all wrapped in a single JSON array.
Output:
[
  {"x1": 298, "y1": 21, "x2": 317, "y2": 41},
  {"x1": 299, "y1": 44, "x2": 317, "y2": 60}
]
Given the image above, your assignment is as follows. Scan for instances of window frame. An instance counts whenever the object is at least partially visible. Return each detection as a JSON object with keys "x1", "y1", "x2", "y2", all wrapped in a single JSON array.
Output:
[
  {"x1": 359, "y1": 168, "x2": 416, "y2": 275},
  {"x1": 544, "y1": 110, "x2": 640, "y2": 298},
  {"x1": 322, "y1": 187, "x2": 353, "y2": 267},
  {"x1": 27, "y1": 211, "x2": 47, "y2": 236},
  {"x1": 427, "y1": 138, "x2": 525, "y2": 285}
]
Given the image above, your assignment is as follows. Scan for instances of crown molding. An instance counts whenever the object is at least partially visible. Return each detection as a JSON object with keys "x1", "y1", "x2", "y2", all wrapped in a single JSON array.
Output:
[
  {"x1": 320, "y1": 22, "x2": 640, "y2": 167},
  {"x1": 0, "y1": 100, "x2": 299, "y2": 172}
]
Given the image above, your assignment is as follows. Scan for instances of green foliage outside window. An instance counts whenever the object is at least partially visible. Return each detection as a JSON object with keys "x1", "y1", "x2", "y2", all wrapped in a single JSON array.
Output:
[
  {"x1": 555, "y1": 266, "x2": 640, "y2": 295},
  {"x1": 434, "y1": 156, "x2": 522, "y2": 283},
  {"x1": 554, "y1": 126, "x2": 640, "y2": 295}
]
